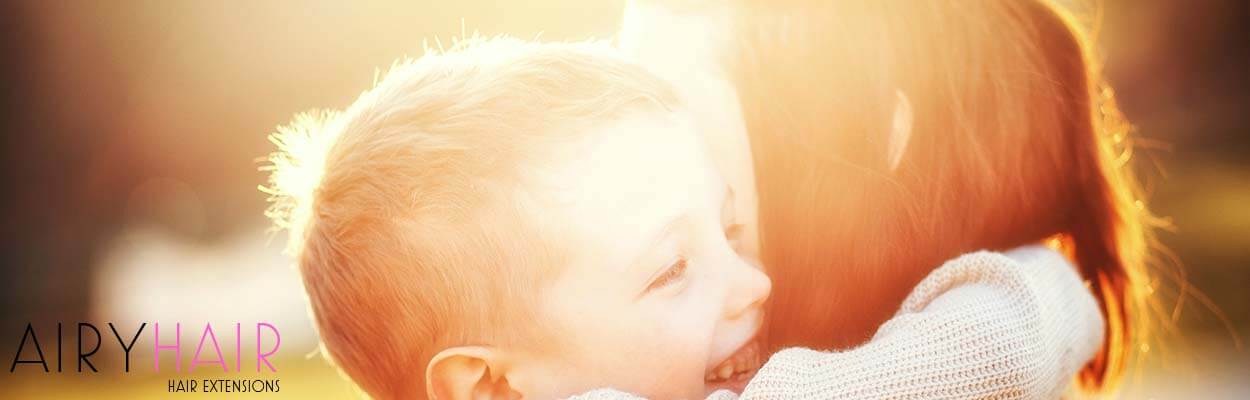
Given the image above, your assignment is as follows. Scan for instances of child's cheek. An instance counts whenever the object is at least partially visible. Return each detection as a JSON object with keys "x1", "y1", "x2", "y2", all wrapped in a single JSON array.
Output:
[{"x1": 662, "y1": 280, "x2": 721, "y2": 351}]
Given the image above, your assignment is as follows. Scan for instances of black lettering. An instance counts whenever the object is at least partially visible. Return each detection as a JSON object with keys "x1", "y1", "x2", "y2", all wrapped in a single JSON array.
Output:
[
  {"x1": 77, "y1": 323, "x2": 100, "y2": 372},
  {"x1": 109, "y1": 322, "x2": 145, "y2": 372},
  {"x1": 56, "y1": 323, "x2": 62, "y2": 372},
  {"x1": 10, "y1": 323, "x2": 48, "y2": 372}
]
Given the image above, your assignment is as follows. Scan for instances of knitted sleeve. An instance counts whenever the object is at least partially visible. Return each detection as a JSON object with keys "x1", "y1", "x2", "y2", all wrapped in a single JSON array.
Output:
[
  {"x1": 736, "y1": 245, "x2": 1105, "y2": 399},
  {"x1": 567, "y1": 246, "x2": 1105, "y2": 400}
]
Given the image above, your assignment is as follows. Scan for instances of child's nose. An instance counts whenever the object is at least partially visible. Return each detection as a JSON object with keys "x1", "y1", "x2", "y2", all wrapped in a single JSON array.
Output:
[{"x1": 723, "y1": 258, "x2": 772, "y2": 320}]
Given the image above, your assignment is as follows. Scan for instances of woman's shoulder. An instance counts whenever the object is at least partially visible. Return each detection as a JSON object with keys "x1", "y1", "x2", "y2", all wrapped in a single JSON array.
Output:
[{"x1": 919, "y1": 245, "x2": 1078, "y2": 291}]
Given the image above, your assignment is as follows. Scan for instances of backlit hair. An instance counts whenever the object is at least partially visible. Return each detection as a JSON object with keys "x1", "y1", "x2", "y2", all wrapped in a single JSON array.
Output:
[
  {"x1": 726, "y1": 0, "x2": 1159, "y2": 394},
  {"x1": 262, "y1": 37, "x2": 677, "y2": 399}
]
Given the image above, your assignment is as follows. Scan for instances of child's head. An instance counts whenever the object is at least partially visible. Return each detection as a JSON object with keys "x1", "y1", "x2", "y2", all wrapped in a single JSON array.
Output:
[{"x1": 265, "y1": 38, "x2": 770, "y2": 399}]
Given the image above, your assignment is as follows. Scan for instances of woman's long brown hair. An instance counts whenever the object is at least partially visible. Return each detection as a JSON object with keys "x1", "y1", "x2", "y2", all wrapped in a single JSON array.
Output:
[{"x1": 725, "y1": 0, "x2": 1156, "y2": 393}]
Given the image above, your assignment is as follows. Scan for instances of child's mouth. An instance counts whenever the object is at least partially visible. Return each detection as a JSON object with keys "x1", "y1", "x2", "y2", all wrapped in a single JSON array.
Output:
[{"x1": 704, "y1": 338, "x2": 762, "y2": 393}]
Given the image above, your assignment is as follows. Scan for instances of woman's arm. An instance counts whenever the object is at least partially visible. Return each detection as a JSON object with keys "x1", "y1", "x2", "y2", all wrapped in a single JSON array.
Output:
[
  {"x1": 738, "y1": 245, "x2": 1104, "y2": 399},
  {"x1": 567, "y1": 246, "x2": 1104, "y2": 400}
]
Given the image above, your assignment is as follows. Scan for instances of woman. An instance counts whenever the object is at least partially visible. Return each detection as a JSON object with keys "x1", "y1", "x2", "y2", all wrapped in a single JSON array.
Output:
[{"x1": 620, "y1": 0, "x2": 1155, "y2": 396}]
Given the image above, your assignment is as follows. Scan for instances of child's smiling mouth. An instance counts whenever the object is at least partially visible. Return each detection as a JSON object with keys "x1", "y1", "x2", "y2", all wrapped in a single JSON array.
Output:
[{"x1": 704, "y1": 336, "x2": 763, "y2": 394}]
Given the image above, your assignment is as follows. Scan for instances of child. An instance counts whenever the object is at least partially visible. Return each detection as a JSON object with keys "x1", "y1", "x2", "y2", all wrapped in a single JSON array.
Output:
[
  {"x1": 266, "y1": 38, "x2": 772, "y2": 399},
  {"x1": 264, "y1": 37, "x2": 1103, "y2": 400}
]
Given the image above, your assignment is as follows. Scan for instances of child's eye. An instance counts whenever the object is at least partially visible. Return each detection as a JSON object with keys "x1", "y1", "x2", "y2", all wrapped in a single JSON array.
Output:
[{"x1": 645, "y1": 258, "x2": 688, "y2": 293}]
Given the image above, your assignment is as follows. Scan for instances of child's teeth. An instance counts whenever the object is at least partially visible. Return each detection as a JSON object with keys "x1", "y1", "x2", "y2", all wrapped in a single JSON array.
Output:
[{"x1": 708, "y1": 340, "x2": 764, "y2": 383}]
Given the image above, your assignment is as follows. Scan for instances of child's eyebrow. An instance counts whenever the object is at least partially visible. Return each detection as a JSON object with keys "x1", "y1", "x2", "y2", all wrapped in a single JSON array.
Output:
[
  {"x1": 644, "y1": 215, "x2": 685, "y2": 260},
  {"x1": 630, "y1": 213, "x2": 687, "y2": 279}
]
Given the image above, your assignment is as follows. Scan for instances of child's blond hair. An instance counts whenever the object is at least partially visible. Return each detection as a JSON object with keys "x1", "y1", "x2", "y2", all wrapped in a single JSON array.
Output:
[{"x1": 262, "y1": 37, "x2": 678, "y2": 398}]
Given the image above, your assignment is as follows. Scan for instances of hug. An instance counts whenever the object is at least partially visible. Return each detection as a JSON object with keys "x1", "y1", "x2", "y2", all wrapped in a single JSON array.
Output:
[{"x1": 263, "y1": 0, "x2": 1154, "y2": 398}]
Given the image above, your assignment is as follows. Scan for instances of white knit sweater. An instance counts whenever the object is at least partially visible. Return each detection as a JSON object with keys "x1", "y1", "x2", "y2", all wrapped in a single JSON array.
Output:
[{"x1": 571, "y1": 246, "x2": 1105, "y2": 399}]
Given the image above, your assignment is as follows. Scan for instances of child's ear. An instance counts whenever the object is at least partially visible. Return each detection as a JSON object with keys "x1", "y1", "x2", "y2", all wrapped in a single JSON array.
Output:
[
  {"x1": 426, "y1": 346, "x2": 521, "y2": 400},
  {"x1": 887, "y1": 90, "x2": 914, "y2": 172}
]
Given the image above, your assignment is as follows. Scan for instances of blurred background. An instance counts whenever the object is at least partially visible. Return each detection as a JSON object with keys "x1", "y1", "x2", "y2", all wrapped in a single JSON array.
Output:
[{"x1": 0, "y1": 0, "x2": 1245, "y2": 398}]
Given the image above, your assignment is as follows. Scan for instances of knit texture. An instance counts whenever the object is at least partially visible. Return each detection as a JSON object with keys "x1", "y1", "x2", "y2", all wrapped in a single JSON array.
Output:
[{"x1": 569, "y1": 246, "x2": 1105, "y2": 399}]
